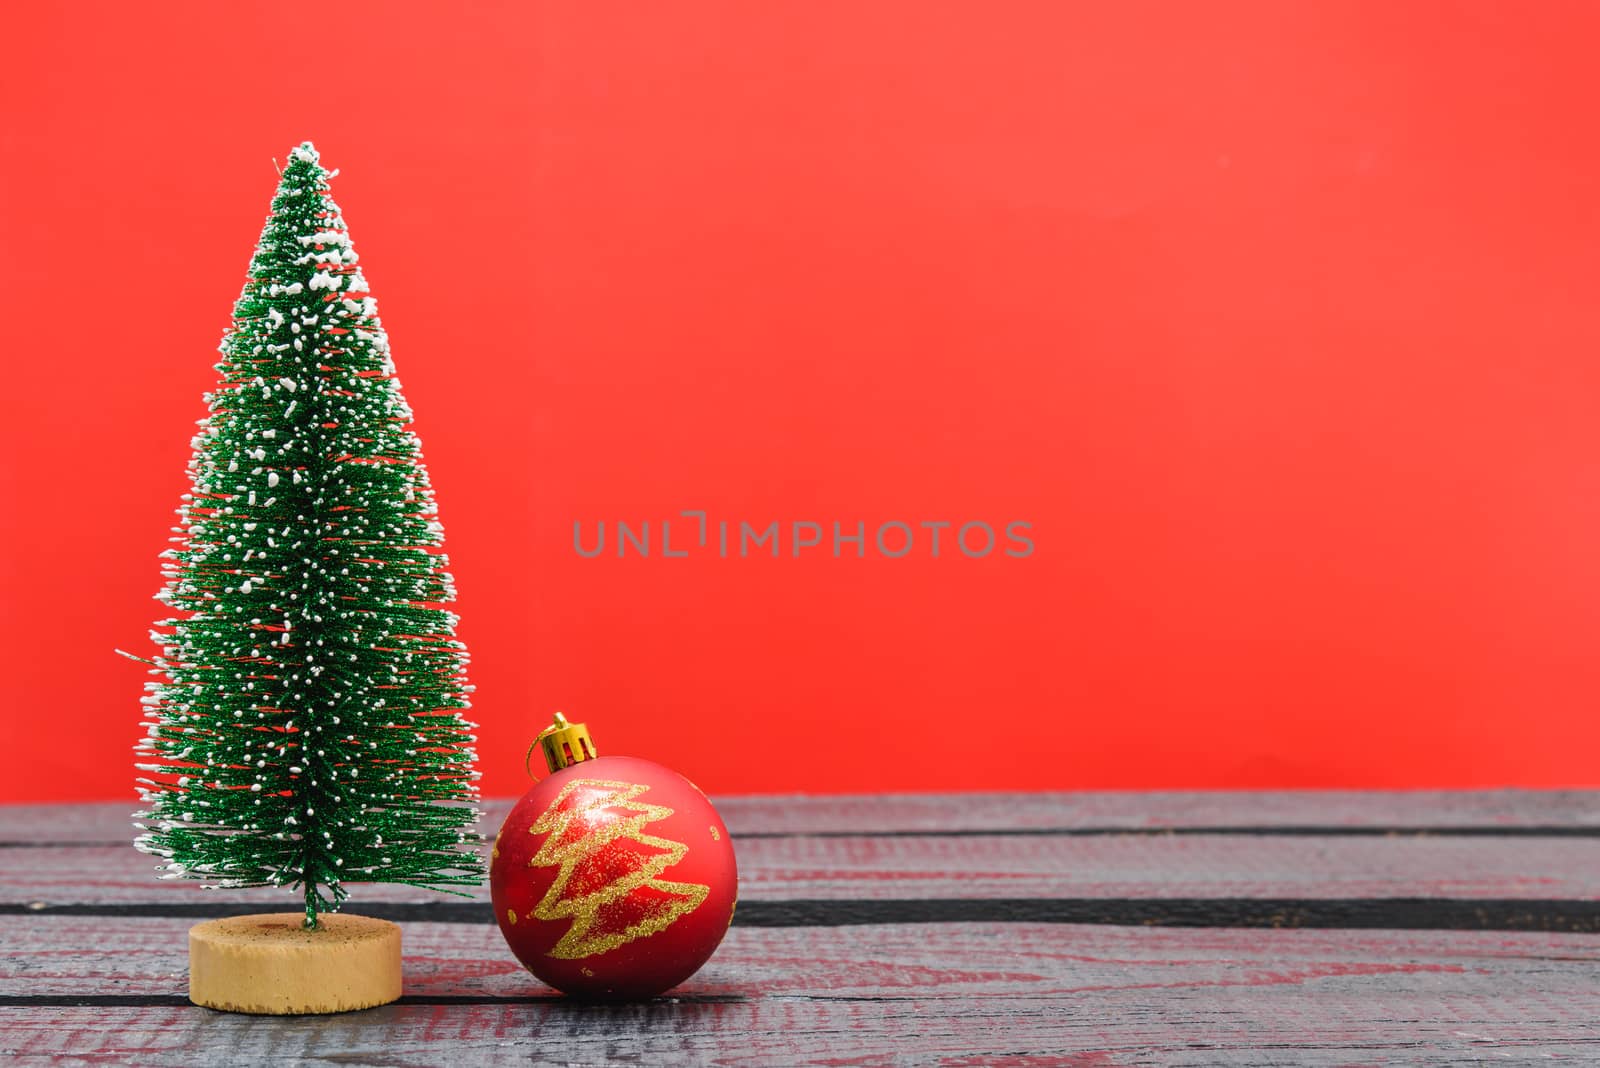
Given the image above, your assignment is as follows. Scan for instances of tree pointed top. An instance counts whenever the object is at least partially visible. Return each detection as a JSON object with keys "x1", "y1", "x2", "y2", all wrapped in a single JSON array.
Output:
[{"x1": 287, "y1": 141, "x2": 321, "y2": 168}]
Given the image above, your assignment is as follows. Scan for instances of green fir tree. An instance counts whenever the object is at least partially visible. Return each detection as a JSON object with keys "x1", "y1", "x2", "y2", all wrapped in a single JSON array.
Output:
[{"x1": 131, "y1": 142, "x2": 481, "y2": 927}]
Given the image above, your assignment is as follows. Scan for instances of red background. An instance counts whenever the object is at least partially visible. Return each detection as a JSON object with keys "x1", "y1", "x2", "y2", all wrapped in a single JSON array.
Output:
[{"x1": 4, "y1": 2, "x2": 1598, "y2": 801}]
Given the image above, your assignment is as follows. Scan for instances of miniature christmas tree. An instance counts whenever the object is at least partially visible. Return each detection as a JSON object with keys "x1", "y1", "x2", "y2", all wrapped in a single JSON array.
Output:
[{"x1": 130, "y1": 142, "x2": 481, "y2": 943}]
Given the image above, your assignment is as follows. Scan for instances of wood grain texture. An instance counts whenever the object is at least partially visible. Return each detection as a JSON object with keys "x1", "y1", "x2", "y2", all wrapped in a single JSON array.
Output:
[
  {"x1": 3, "y1": 793, "x2": 1598, "y2": 1064},
  {"x1": 5, "y1": 832, "x2": 1597, "y2": 906},
  {"x1": 6, "y1": 790, "x2": 1600, "y2": 843},
  {"x1": 2, "y1": 920, "x2": 1598, "y2": 1065}
]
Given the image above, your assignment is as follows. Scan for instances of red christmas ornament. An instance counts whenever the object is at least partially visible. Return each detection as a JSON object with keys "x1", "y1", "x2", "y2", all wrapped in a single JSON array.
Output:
[{"x1": 490, "y1": 713, "x2": 738, "y2": 999}]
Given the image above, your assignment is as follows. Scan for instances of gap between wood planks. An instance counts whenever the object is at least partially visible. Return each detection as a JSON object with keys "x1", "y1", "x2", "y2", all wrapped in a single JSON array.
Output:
[
  {"x1": 0, "y1": 994, "x2": 749, "y2": 1008},
  {"x1": 4, "y1": 824, "x2": 1599, "y2": 848},
  {"x1": 4, "y1": 898, "x2": 1597, "y2": 931}
]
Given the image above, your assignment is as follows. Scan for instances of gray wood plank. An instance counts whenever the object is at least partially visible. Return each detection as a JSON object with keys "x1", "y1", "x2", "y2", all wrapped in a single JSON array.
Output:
[
  {"x1": 2, "y1": 920, "x2": 1596, "y2": 1065},
  {"x1": 7, "y1": 915, "x2": 1600, "y2": 997},
  {"x1": 6, "y1": 790, "x2": 1599, "y2": 844},
  {"x1": 5, "y1": 833, "x2": 1597, "y2": 906},
  {"x1": 3, "y1": 797, "x2": 1598, "y2": 1064},
  {"x1": 714, "y1": 789, "x2": 1600, "y2": 835}
]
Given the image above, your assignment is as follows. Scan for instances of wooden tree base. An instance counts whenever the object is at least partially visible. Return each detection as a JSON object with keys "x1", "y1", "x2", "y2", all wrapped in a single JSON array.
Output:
[{"x1": 188, "y1": 913, "x2": 402, "y2": 1014}]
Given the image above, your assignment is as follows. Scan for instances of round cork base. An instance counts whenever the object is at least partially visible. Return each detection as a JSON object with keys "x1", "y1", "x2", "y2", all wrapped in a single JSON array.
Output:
[{"x1": 188, "y1": 913, "x2": 402, "y2": 1015}]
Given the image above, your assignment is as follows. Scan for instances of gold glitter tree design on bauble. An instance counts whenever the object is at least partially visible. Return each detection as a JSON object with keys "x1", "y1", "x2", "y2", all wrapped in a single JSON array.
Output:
[{"x1": 527, "y1": 779, "x2": 710, "y2": 959}]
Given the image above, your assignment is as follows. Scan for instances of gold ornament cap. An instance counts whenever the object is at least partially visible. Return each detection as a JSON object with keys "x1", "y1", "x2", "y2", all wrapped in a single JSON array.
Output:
[{"x1": 529, "y1": 712, "x2": 597, "y2": 776}]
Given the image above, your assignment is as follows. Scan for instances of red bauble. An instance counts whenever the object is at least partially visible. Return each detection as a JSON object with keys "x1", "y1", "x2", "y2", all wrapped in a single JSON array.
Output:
[{"x1": 491, "y1": 753, "x2": 737, "y2": 999}]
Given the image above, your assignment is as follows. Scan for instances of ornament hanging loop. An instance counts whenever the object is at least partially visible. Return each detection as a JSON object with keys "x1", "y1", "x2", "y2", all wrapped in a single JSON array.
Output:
[{"x1": 526, "y1": 712, "x2": 598, "y2": 778}]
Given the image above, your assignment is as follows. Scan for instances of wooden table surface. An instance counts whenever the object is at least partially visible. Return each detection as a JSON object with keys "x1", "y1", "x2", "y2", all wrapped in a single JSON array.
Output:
[{"x1": 2, "y1": 792, "x2": 1598, "y2": 1065}]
